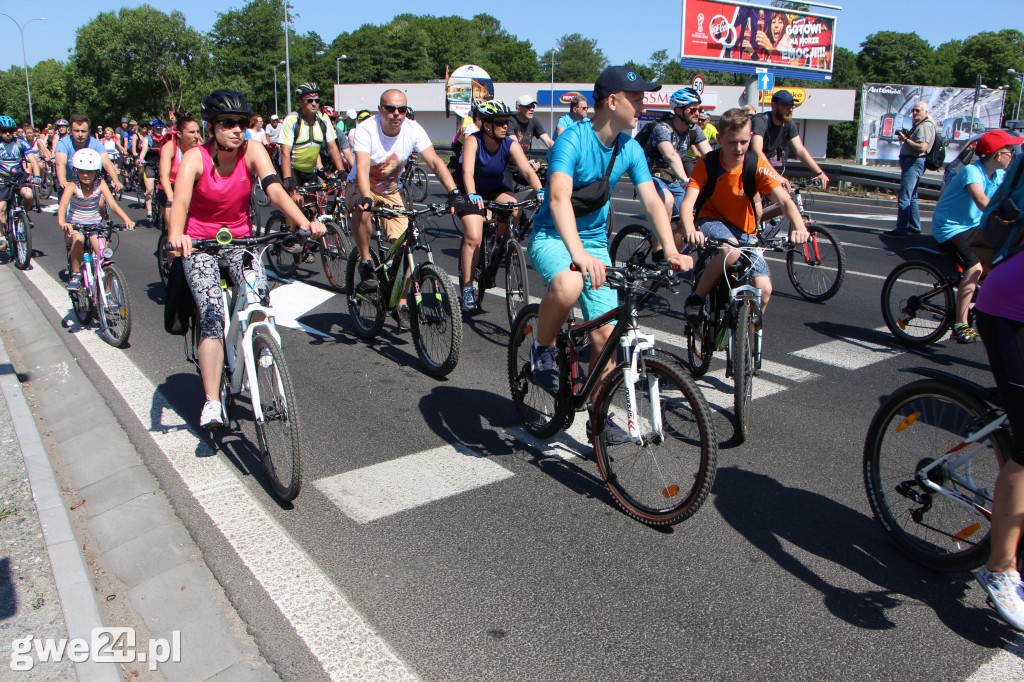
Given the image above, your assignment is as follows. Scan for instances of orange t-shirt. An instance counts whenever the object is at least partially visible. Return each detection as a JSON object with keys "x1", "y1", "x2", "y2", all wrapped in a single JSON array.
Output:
[{"x1": 688, "y1": 154, "x2": 780, "y2": 234}]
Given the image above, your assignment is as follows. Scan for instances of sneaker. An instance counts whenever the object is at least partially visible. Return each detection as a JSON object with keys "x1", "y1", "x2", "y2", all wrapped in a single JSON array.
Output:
[
  {"x1": 282, "y1": 236, "x2": 303, "y2": 254},
  {"x1": 258, "y1": 348, "x2": 274, "y2": 368},
  {"x1": 530, "y1": 342, "x2": 559, "y2": 395},
  {"x1": 684, "y1": 293, "x2": 705, "y2": 327},
  {"x1": 302, "y1": 250, "x2": 316, "y2": 263},
  {"x1": 393, "y1": 304, "x2": 410, "y2": 332},
  {"x1": 976, "y1": 566, "x2": 1024, "y2": 631},
  {"x1": 0, "y1": 236, "x2": 8, "y2": 251},
  {"x1": 199, "y1": 399, "x2": 225, "y2": 429},
  {"x1": 358, "y1": 260, "x2": 378, "y2": 292},
  {"x1": 461, "y1": 286, "x2": 478, "y2": 312},
  {"x1": 586, "y1": 414, "x2": 632, "y2": 446},
  {"x1": 952, "y1": 324, "x2": 980, "y2": 344},
  {"x1": 66, "y1": 273, "x2": 84, "y2": 292}
]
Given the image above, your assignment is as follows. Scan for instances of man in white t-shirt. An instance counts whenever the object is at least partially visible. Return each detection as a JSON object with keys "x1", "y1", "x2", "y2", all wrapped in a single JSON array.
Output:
[
  {"x1": 346, "y1": 89, "x2": 460, "y2": 300},
  {"x1": 264, "y1": 114, "x2": 283, "y2": 144}
]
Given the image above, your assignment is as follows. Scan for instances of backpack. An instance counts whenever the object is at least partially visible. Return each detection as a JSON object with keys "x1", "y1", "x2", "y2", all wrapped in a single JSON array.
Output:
[
  {"x1": 163, "y1": 257, "x2": 195, "y2": 335},
  {"x1": 693, "y1": 148, "x2": 760, "y2": 222},
  {"x1": 290, "y1": 115, "x2": 331, "y2": 167},
  {"x1": 941, "y1": 139, "x2": 977, "y2": 194},
  {"x1": 925, "y1": 121, "x2": 947, "y2": 171},
  {"x1": 981, "y1": 154, "x2": 1024, "y2": 269},
  {"x1": 635, "y1": 116, "x2": 698, "y2": 162}
]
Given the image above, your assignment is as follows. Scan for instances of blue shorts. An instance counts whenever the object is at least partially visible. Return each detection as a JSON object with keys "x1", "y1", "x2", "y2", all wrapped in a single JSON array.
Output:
[
  {"x1": 528, "y1": 229, "x2": 617, "y2": 321},
  {"x1": 696, "y1": 218, "x2": 770, "y2": 279},
  {"x1": 652, "y1": 177, "x2": 685, "y2": 218}
]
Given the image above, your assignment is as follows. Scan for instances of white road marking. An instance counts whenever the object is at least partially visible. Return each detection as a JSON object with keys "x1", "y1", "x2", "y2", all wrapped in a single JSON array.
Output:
[
  {"x1": 696, "y1": 368, "x2": 786, "y2": 410},
  {"x1": 507, "y1": 419, "x2": 590, "y2": 461},
  {"x1": 757, "y1": 359, "x2": 818, "y2": 382},
  {"x1": 790, "y1": 327, "x2": 902, "y2": 370},
  {"x1": 21, "y1": 265, "x2": 417, "y2": 681},
  {"x1": 314, "y1": 443, "x2": 514, "y2": 523},
  {"x1": 268, "y1": 278, "x2": 335, "y2": 338},
  {"x1": 968, "y1": 644, "x2": 1024, "y2": 681},
  {"x1": 810, "y1": 211, "x2": 898, "y2": 221}
]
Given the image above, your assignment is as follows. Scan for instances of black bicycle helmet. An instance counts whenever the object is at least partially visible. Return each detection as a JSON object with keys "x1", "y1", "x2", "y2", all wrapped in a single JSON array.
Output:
[
  {"x1": 294, "y1": 82, "x2": 321, "y2": 99},
  {"x1": 476, "y1": 100, "x2": 510, "y2": 120},
  {"x1": 200, "y1": 89, "x2": 255, "y2": 122}
]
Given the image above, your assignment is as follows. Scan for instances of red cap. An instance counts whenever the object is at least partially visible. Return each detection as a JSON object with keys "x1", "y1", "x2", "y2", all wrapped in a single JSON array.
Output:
[{"x1": 976, "y1": 129, "x2": 1024, "y2": 156}]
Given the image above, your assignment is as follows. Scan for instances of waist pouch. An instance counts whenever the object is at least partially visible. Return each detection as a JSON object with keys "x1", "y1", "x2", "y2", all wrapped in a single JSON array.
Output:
[{"x1": 570, "y1": 141, "x2": 619, "y2": 218}]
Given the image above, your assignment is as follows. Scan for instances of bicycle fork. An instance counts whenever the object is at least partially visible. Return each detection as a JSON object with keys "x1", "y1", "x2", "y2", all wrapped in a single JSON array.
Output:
[{"x1": 619, "y1": 329, "x2": 662, "y2": 445}]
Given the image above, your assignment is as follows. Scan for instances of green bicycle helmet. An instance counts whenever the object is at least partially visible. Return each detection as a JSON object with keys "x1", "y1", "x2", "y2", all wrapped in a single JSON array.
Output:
[
  {"x1": 294, "y1": 82, "x2": 321, "y2": 99},
  {"x1": 476, "y1": 100, "x2": 510, "y2": 120}
]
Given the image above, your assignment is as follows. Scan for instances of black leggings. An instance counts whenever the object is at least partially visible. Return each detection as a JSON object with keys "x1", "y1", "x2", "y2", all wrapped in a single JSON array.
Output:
[
  {"x1": 977, "y1": 310, "x2": 1024, "y2": 465},
  {"x1": 183, "y1": 249, "x2": 268, "y2": 339}
]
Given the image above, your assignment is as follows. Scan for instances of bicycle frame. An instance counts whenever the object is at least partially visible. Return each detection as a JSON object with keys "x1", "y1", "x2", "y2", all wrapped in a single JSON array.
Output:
[{"x1": 370, "y1": 209, "x2": 440, "y2": 310}]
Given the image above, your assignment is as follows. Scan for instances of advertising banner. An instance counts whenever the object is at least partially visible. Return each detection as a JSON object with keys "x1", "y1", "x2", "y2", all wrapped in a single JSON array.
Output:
[
  {"x1": 445, "y1": 65, "x2": 494, "y2": 118},
  {"x1": 536, "y1": 90, "x2": 596, "y2": 107},
  {"x1": 681, "y1": 0, "x2": 835, "y2": 76},
  {"x1": 858, "y1": 83, "x2": 1008, "y2": 164}
]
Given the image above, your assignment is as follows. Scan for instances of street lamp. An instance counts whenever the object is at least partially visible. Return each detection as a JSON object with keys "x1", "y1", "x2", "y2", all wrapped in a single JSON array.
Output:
[
  {"x1": 282, "y1": 1, "x2": 292, "y2": 115},
  {"x1": 549, "y1": 47, "x2": 558, "y2": 133},
  {"x1": 336, "y1": 54, "x2": 347, "y2": 85},
  {"x1": 273, "y1": 60, "x2": 286, "y2": 118},
  {"x1": 1008, "y1": 68, "x2": 1024, "y2": 121},
  {"x1": 0, "y1": 13, "x2": 46, "y2": 129}
]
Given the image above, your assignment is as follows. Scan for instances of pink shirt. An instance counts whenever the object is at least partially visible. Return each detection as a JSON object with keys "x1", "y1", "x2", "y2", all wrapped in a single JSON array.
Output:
[{"x1": 184, "y1": 141, "x2": 253, "y2": 240}]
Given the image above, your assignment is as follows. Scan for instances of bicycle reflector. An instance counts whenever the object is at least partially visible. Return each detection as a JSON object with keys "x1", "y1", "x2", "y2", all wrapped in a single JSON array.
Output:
[
  {"x1": 895, "y1": 412, "x2": 921, "y2": 433},
  {"x1": 216, "y1": 227, "x2": 233, "y2": 244}
]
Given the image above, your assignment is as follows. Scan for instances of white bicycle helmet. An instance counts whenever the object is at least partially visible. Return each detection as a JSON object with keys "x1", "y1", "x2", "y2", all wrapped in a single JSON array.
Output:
[
  {"x1": 72, "y1": 148, "x2": 103, "y2": 171},
  {"x1": 345, "y1": 108, "x2": 357, "y2": 119}
]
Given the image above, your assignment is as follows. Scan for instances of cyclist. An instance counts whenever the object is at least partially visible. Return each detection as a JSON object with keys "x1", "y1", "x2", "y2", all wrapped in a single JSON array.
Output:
[
  {"x1": 49, "y1": 118, "x2": 70, "y2": 151},
  {"x1": 58, "y1": 149, "x2": 135, "y2": 292},
  {"x1": 455, "y1": 100, "x2": 542, "y2": 312},
  {"x1": 679, "y1": 107, "x2": 809, "y2": 319},
  {"x1": 321, "y1": 105, "x2": 354, "y2": 174},
  {"x1": 138, "y1": 119, "x2": 169, "y2": 215},
  {"x1": 158, "y1": 113, "x2": 202, "y2": 236},
  {"x1": 245, "y1": 115, "x2": 267, "y2": 145},
  {"x1": 264, "y1": 114, "x2": 283, "y2": 145},
  {"x1": 347, "y1": 89, "x2": 460, "y2": 328},
  {"x1": 642, "y1": 87, "x2": 713, "y2": 238},
  {"x1": 55, "y1": 116, "x2": 122, "y2": 194},
  {"x1": 280, "y1": 83, "x2": 345, "y2": 239},
  {"x1": 751, "y1": 90, "x2": 829, "y2": 194},
  {"x1": 528, "y1": 66, "x2": 690, "y2": 440},
  {"x1": 0, "y1": 115, "x2": 41, "y2": 251},
  {"x1": 167, "y1": 90, "x2": 326, "y2": 428},
  {"x1": 931, "y1": 129, "x2": 1021, "y2": 343},
  {"x1": 554, "y1": 95, "x2": 590, "y2": 140},
  {"x1": 100, "y1": 126, "x2": 126, "y2": 163},
  {"x1": 21, "y1": 123, "x2": 52, "y2": 163}
]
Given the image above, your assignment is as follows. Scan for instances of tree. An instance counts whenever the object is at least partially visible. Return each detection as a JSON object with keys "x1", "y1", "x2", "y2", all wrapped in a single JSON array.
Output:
[
  {"x1": 930, "y1": 40, "x2": 961, "y2": 86},
  {"x1": 952, "y1": 30, "x2": 1024, "y2": 88},
  {"x1": 540, "y1": 34, "x2": 608, "y2": 83},
  {"x1": 857, "y1": 31, "x2": 935, "y2": 85},
  {"x1": 210, "y1": 0, "x2": 286, "y2": 115}
]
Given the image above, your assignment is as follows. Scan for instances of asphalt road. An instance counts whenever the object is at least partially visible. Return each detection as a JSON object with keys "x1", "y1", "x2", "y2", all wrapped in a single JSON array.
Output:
[{"x1": 11, "y1": 177, "x2": 1020, "y2": 681}]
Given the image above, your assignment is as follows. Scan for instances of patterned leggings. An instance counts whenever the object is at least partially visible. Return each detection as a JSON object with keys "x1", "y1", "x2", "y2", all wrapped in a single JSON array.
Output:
[{"x1": 183, "y1": 248, "x2": 268, "y2": 339}]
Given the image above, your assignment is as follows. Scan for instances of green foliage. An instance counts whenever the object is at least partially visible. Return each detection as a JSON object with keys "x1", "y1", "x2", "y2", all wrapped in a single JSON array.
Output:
[
  {"x1": 540, "y1": 34, "x2": 608, "y2": 83},
  {"x1": 952, "y1": 30, "x2": 1024, "y2": 89},
  {"x1": 857, "y1": 32, "x2": 935, "y2": 85}
]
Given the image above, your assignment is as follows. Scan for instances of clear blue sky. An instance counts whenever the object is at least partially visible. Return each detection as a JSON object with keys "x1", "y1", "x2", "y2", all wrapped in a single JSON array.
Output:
[{"x1": 0, "y1": 0, "x2": 1018, "y2": 75}]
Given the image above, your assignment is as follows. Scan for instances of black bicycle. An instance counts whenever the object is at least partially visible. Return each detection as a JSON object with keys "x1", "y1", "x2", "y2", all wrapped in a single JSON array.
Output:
[
  {"x1": 400, "y1": 160, "x2": 430, "y2": 207},
  {"x1": 466, "y1": 198, "x2": 536, "y2": 328},
  {"x1": 881, "y1": 247, "x2": 968, "y2": 347},
  {"x1": 1, "y1": 175, "x2": 33, "y2": 270},
  {"x1": 508, "y1": 263, "x2": 718, "y2": 526},
  {"x1": 347, "y1": 203, "x2": 462, "y2": 377}
]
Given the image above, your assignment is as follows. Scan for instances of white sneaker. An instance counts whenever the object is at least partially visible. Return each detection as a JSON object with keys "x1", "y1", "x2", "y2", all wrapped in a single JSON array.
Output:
[
  {"x1": 200, "y1": 399, "x2": 224, "y2": 428},
  {"x1": 976, "y1": 566, "x2": 1024, "y2": 631},
  {"x1": 258, "y1": 348, "x2": 274, "y2": 368}
]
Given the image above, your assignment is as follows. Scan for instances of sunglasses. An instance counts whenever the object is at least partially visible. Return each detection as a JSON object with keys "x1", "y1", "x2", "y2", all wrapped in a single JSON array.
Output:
[
  {"x1": 491, "y1": 119, "x2": 510, "y2": 127},
  {"x1": 911, "y1": 108, "x2": 921, "y2": 113},
  {"x1": 303, "y1": 98, "x2": 321, "y2": 104},
  {"x1": 381, "y1": 104, "x2": 408, "y2": 115},
  {"x1": 217, "y1": 117, "x2": 249, "y2": 129}
]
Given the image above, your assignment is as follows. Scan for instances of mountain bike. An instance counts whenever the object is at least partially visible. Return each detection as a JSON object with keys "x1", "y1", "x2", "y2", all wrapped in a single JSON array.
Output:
[
  {"x1": 184, "y1": 228, "x2": 309, "y2": 502},
  {"x1": 684, "y1": 234, "x2": 790, "y2": 443},
  {"x1": 507, "y1": 263, "x2": 718, "y2": 526},
  {"x1": 881, "y1": 247, "x2": 966, "y2": 347},
  {"x1": 863, "y1": 366, "x2": 1020, "y2": 573},
  {"x1": 465, "y1": 198, "x2": 536, "y2": 328},
  {"x1": 67, "y1": 222, "x2": 132, "y2": 348},
  {"x1": 1, "y1": 175, "x2": 34, "y2": 270},
  {"x1": 346, "y1": 203, "x2": 462, "y2": 377},
  {"x1": 400, "y1": 160, "x2": 430, "y2": 206}
]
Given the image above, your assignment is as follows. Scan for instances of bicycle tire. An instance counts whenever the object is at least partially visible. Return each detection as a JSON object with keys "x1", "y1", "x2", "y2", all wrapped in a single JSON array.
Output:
[
  {"x1": 345, "y1": 247, "x2": 386, "y2": 339},
  {"x1": 251, "y1": 332, "x2": 303, "y2": 502},
  {"x1": 863, "y1": 379, "x2": 1009, "y2": 572},
  {"x1": 786, "y1": 224, "x2": 846, "y2": 302},
  {"x1": 504, "y1": 239, "x2": 530, "y2": 330},
  {"x1": 410, "y1": 263, "x2": 462, "y2": 377},
  {"x1": 98, "y1": 265, "x2": 132, "y2": 348},
  {"x1": 881, "y1": 260, "x2": 953, "y2": 347},
  {"x1": 71, "y1": 288, "x2": 93, "y2": 326},
  {"x1": 11, "y1": 213, "x2": 31, "y2": 270},
  {"x1": 156, "y1": 231, "x2": 171, "y2": 289},
  {"x1": 319, "y1": 219, "x2": 348, "y2": 292},
  {"x1": 450, "y1": 211, "x2": 465, "y2": 237},
  {"x1": 251, "y1": 178, "x2": 271, "y2": 207},
  {"x1": 261, "y1": 213, "x2": 298, "y2": 279},
  {"x1": 732, "y1": 302, "x2": 755, "y2": 444},
  {"x1": 593, "y1": 355, "x2": 718, "y2": 526},
  {"x1": 685, "y1": 296, "x2": 714, "y2": 379},
  {"x1": 609, "y1": 224, "x2": 655, "y2": 268},
  {"x1": 409, "y1": 166, "x2": 430, "y2": 203},
  {"x1": 507, "y1": 304, "x2": 569, "y2": 438}
]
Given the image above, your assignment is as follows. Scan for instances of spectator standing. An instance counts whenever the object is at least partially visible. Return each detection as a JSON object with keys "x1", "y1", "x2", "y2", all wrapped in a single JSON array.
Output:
[{"x1": 888, "y1": 100, "x2": 937, "y2": 237}]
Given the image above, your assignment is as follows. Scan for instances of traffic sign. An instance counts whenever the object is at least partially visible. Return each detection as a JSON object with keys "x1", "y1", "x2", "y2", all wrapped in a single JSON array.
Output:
[
  {"x1": 692, "y1": 75, "x2": 705, "y2": 96},
  {"x1": 758, "y1": 72, "x2": 775, "y2": 92}
]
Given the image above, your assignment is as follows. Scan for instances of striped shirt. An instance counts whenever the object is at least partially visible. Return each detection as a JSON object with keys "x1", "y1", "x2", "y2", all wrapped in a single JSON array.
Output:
[{"x1": 66, "y1": 182, "x2": 103, "y2": 226}]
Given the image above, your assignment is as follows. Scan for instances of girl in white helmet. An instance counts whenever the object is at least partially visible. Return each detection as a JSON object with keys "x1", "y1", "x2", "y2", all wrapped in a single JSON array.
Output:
[{"x1": 58, "y1": 148, "x2": 135, "y2": 291}]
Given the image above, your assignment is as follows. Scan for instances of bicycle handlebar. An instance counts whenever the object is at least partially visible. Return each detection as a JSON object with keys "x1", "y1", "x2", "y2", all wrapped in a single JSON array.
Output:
[
  {"x1": 190, "y1": 229, "x2": 311, "y2": 251},
  {"x1": 700, "y1": 235, "x2": 789, "y2": 251},
  {"x1": 370, "y1": 203, "x2": 448, "y2": 219},
  {"x1": 485, "y1": 199, "x2": 538, "y2": 211}
]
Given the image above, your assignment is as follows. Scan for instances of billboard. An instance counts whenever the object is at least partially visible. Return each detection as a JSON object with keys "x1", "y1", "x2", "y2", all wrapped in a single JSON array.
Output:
[
  {"x1": 858, "y1": 83, "x2": 1008, "y2": 164},
  {"x1": 681, "y1": 0, "x2": 835, "y2": 76},
  {"x1": 445, "y1": 65, "x2": 494, "y2": 118}
]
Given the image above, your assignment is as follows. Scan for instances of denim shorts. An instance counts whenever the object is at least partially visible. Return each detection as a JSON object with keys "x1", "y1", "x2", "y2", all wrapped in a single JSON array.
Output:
[
  {"x1": 652, "y1": 176, "x2": 685, "y2": 218},
  {"x1": 528, "y1": 229, "x2": 617, "y2": 321},
  {"x1": 696, "y1": 218, "x2": 770, "y2": 279}
]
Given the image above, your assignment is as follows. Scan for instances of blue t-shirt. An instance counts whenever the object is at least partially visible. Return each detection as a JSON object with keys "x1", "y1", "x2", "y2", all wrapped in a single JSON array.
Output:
[
  {"x1": 0, "y1": 138, "x2": 33, "y2": 176},
  {"x1": 533, "y1": 124, "x2": 651, "y2": 241},
  {"x1": 932, "y1": 160, "x2": 1004, "y2": 242},
  {"x1": 56, "y1": 135, "x2": 107, "y2": 181},
  {"x1": 554, "y1": 114, "x2": 591, "y2": 139}
]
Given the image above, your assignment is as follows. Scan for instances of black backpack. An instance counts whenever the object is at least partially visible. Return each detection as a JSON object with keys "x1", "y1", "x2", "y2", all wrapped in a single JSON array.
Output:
[
  {"x1": 693, "y1": 148, "x2": 760, "y2": 222},
  {"x1": 291, "y1": 115, "x2": 331, "y2": 167},
  {"x1": 635, "y1": 116, "x2": 698, "y2": 161},
  {"x1": 925, "y1": 121, "x2": 947, "y2": 171}
]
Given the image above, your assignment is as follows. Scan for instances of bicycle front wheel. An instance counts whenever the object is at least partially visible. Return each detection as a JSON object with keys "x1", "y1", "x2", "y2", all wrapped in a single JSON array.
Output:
[
  {"x1": 71, "y1": 288, "x2": 93, "y2": 326},
  {"x1": 507, "y1": 304, "x2": 569, "y2": 438},
  {"x1": 156, "y1": 231, "x2": 171, "y2": 289},
  {"x1": 98, "y1": 265, "x2": 132, "y2": 347},
  {"x1": 732, "y1": 302, "x2": 755, "y2": 444},
  {"x1": 786, "y1": 225, "x2": 845, "y2": 302},
  {"x1": 251, "y1": 178, "x2": 271, "y2": 207},
  {"x1": 881, "y1": 260, "x2": 953, "y2": 347},
  {"x1": 593, "y1": 356, "x2": 718, "y2": 526},
  {"x1": 504, "y1": 239, "x2": 530, "y2": 329},
  {"x1": 409, "y1": 166, "x2": 430, "y2": 203},
  {"x1": 410, "y1": 263, "x2": 462, "y2": 377},
  {"x1": 261, "y1": 213, "x2": 298, "y2": 279},
  {"x1": 609, "y1": 224, "x2": 655, "y2": 268},
  {"x1": 345, "y1": 247, "x2": 386, "y2": 339},
  {"x1": 11, "y1": 213, "x2": 31, "y2": 270},
  {"x1": 251, "y1": 332, "x2": 303, "y2": 502},
  {"x1": 863, "y1": 379, "x2": 1009, "y2": 572},
  {"x1": 685, "y1": 296, "x2": 714, "y2": 379},
  {"x1": 319, "y1": 219, "x2": 348, "y2": 292}
]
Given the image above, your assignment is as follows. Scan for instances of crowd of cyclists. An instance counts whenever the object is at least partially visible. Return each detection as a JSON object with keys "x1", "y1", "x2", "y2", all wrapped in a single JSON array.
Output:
[{"x1": 3, "y1": 64, "x2": 1024, "y2": 633}]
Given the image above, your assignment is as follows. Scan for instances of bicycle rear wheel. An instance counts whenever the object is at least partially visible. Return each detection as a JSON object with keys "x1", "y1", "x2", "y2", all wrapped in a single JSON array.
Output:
[
  {"x1": 261, "y1": 212, "x2": 299, "y2": 279},
  {"x1": 786, "y1": 225, "x2": 845, "y2": 302},
  {"x1": 252, "y1": 332, "x2": 303, "y2": 502},
  {"x1": 881, "y1": 260, "x2": 953, "y2": 347},
  {"x1": 71, "y1": 288, "x2": 93, "y2": 326},
  {"x1": 156, "y1": 231, "x2": 171, "y2": 288},
  {"x1": 609, "y1": 224, "x2": 655, "y2": 268},
  {"x1": 98, "y1": 265, "x2": 132, "y2": 348},
  {"x1": 863, "y1": 379, "x2": 1008, "y2": 572},
  {"x1": 345, "y1": 247, "x2": 386, "y2": 339},
  {"x1": 11, "y1": 212, "x2": 31, "y2": 270},
  {"x1": 504, "y1": 239, "x2": 530, "y2": 329},
  {"x1": 685, "y1": 296, "x2": 714, "y2": 379},
  {"x1": 507, "y1": 304, "x2": 569, "y2": 438},
  {"x1": 593, "y1": 356, "x2": 717, "y2": 526},
  {"x1": 319, "y1": 219, "x2": 348, "y2": 292},
  {"x1": 732, "y1": 302, "x2": 755, "y2": 444},
  {"x1": 408, "y1": 166, "x2": 430, "y2": 203},
  {"x1": 410, "y1": 263, "x2": 462, "y2": 377},
  {"x1": 251, "y1": 178, "x2": 271, "y2": 207}
]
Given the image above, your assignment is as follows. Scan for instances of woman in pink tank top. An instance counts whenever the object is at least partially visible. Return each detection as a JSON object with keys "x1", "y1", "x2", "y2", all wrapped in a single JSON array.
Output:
[
  {"x1": 167, "y1": 89, "x2": 325, "y2": 428},
  {"x1": 158, "y1": 113, "x2": 202, "y2": 243}
]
